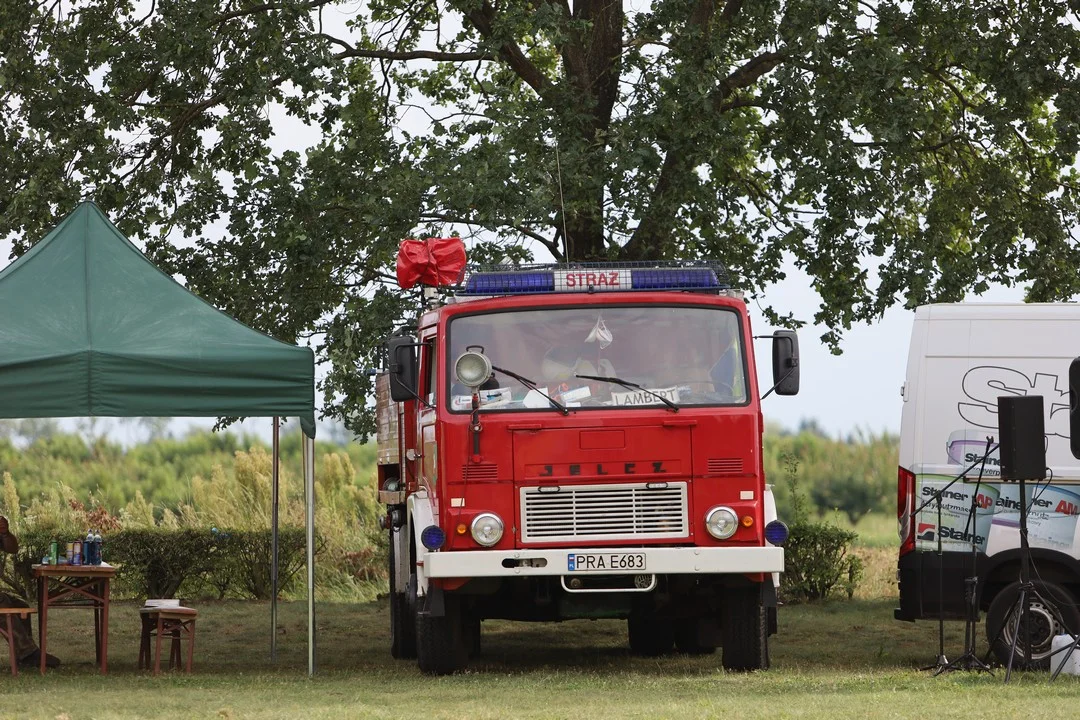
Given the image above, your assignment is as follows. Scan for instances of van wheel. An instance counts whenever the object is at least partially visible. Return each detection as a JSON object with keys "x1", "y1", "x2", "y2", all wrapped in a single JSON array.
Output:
[
  {"x1": 416, "y1": 593, "x2": 470, "y2": 675},
  {"x1": 674, "y1": 618, "x2": 716, "y2": 655},
  {"x1": 722, "y1": 586, "x2": 769, "y2": 672},
  {"x1": 389, "y1": 531, "x2": 416, "y2": 659},
  {"x1": 628, "y1": 612, "x2": 674, "y2": 656},
  {"x1": 986, "y1": 579, "x2": 1080, "y2": 669}
]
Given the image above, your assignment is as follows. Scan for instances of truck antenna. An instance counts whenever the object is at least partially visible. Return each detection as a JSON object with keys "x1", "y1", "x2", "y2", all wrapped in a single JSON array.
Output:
[{"x1": 554, "y1": 133, "x2": 570, "y2": 262}]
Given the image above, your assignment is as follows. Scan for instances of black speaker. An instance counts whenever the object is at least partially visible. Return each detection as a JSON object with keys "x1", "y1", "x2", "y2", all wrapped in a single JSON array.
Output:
[{"x1": 997, "y1": 395, "x2": 1046, "y2": 481}]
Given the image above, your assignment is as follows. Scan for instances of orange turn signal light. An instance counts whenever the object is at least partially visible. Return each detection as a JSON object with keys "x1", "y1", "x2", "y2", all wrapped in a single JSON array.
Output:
[
  {"x1": 456, "y1": 523, "x2": 468, "y2": 535},
  {"x1": 741, "y1": 515, "x2": 754, "y2": 528}
]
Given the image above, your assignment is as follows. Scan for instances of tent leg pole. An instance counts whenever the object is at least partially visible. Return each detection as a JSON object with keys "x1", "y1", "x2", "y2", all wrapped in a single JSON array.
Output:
[
  {"x1": 271, "y1": 416, "x2": 280, "y2": 663},
  {"x1": 303, "y1": 433, "x2": 316, "y2": 677}
]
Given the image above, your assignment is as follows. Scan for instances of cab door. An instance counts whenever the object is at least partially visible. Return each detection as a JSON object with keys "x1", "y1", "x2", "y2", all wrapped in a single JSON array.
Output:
[{"x1": 417, "y1": 331, "x2": 439, "y2": 520}]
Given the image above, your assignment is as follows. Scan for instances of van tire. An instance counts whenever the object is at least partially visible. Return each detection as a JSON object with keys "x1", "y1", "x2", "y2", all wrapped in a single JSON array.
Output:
[
  {"x1": 986, "y1": 579, "x2": 1080, "y2": 669},
  {"x1": 628, "y1": 612, "x2": 675, "y2": 656},
  {"x1": 722, "y1": 585, "x2": 769, "y2": 672},
  {"x1": 389, "y1": 532, "x2": 416, "y2": 659},
  {"x1": 416, "y1": 593, "x2": 469, "y2": 675}
]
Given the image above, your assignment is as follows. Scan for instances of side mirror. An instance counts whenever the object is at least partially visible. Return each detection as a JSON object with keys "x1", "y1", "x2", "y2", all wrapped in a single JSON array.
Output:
[
  {"x1": 771, "y1": 330, "x2": 800, "y2": 396},
  {"x1": 387, "y1": 335, "x2": 419, "y2": 403}
]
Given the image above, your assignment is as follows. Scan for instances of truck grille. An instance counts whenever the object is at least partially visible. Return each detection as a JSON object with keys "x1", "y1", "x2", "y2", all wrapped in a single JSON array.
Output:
[{"x1": 520, "y1": 482, "x2": 688, "y2": 543}]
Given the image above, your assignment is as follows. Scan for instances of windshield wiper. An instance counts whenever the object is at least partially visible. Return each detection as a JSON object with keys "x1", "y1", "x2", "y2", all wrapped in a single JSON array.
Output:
[
  {"x1": 575, "y1": 374, "x2": 680, "y2": 413},
  {"x1": 492, "y1": 365, "x2": 569, "y2": 415}
]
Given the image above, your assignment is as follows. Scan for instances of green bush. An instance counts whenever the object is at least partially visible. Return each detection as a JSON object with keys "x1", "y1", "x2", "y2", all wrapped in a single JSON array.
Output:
[
  {"x1": 108, "y1": 528, "x2": 222, "y2": 598},
  {"x1": 781, "y1": 521, "x2": 863, "y2": 601},
  {"x1": 195, "y1": 528, "x2": 308, "y2": 600},
  {"x1": 779, "y1": 453, "x2": 864, "y2": 602},
  {"x1": 0, "y1": 527, "x2": 311, "y2": 601}
]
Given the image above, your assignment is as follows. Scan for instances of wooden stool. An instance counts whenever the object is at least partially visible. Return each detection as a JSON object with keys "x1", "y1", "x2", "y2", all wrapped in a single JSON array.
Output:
[
  {"x1": 139, "y1": 606, "x2": 197, "y2": 675},
  {"x1": 0, "y1": 607, "x2": 37, "y2": 677}
]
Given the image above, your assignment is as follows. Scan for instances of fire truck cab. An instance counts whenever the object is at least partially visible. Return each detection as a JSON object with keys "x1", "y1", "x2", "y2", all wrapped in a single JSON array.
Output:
[{"x1": 377, "y1": 260, "x2": 799, "y2": 674}]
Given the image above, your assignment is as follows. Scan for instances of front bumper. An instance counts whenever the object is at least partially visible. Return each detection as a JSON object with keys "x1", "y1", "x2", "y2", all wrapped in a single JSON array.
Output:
[{"x1": 423, "y1": 546, "x2": 784, "y2": 578}]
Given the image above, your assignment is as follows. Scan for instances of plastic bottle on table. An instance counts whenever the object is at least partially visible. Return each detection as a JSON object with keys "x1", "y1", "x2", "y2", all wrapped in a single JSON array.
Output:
[
  {"x1": 85, "y1": 530, "x2": 95, "y2": 564},
  {"x1": 94, "y1": 530, "x2": 103, "y2": 565}
]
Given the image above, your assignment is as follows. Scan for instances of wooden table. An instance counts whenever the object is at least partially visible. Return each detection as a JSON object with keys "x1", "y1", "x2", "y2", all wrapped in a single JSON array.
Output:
[{"x1": 32, "y1": 563, "x2": 116, "y2": 675}]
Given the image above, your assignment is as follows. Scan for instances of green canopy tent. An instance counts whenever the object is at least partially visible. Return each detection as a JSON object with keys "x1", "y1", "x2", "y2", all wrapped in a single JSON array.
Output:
[{"x1": 0, "y1": 201, "x2": 318, "y2": 674}]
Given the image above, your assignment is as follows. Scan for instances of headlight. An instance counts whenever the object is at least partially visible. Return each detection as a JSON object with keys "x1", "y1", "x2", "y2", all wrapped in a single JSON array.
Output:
[
  {"x1": 455, "y1": 351, "x2": 493, "y2": 388},
  {"x1": 471, "y1": 513, "x2": 504, "y2": 547},
  {"x1": 705, "y1": 506, "x2": 738, "y2": 540}
]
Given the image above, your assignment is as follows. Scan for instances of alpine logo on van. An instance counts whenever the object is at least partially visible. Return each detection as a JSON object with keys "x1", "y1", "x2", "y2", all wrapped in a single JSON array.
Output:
[{"x1": 958, "y1": 366, "x2": 1069, "y2": 439}]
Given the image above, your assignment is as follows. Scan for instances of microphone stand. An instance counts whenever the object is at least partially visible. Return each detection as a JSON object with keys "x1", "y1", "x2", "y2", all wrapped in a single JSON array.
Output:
[
  {"x1": 913, "y1": 442, "x2": 1000, "y2": 674},
  {"x1": 935, "y1": 435, "x2": 994, "y2": 675}
]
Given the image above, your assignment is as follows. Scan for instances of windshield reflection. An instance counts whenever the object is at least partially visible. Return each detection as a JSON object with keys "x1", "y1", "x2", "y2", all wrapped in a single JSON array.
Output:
[{"x1": 447, "y1": 306, "x2": 747, "y2": 411}]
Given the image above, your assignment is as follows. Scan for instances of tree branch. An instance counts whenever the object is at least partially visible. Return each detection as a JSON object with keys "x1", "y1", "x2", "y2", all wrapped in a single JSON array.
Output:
[
  {"x1": 208, "y1": 0, "x2": 336, "y2": 28},
  {"x1": 336, "y1": 48, "x2": 495, "y2": 62},
  {"x1": 627, "y1": 49, "x2": 788, "y2": 258},
  {"x1": 455, "y1": 0, "x2": 552, "y2": 96}
]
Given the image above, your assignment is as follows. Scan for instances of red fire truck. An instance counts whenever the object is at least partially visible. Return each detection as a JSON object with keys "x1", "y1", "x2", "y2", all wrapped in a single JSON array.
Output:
[{"x1": 377, "y1": 256, "x2": 799, "y2": 675}]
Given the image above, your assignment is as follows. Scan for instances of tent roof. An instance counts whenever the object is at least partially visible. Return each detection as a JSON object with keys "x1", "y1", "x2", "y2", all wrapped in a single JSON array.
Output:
[{"x1": 0, "y1": 202, "x2": 316, "y2": 437}]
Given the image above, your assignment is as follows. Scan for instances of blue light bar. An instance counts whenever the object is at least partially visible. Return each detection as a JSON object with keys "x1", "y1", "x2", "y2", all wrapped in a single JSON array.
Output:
[
  {"x1": 463, "y1": 271, "x2": 555, "y2": 295},
  {"x1": 630, "y1": 268, "x2": 721, "y2": 290},
  {"x1": 458, "y1": 262, "x2": 729, "y2": 296}
]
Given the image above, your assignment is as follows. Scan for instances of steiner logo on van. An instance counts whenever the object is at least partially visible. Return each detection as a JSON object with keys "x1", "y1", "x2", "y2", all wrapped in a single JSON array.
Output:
[{"x1": 958, "y1": 366, "x2": 1070, "y2": 439}]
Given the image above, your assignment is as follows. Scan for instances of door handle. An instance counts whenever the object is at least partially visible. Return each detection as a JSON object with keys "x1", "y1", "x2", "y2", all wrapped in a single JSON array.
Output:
[
  {"x1": 508, "y1": 423, "x2": 543, "y2": 431},
  {"x1": 662, "y1": 420, "x2": 697, "y2": 428}
]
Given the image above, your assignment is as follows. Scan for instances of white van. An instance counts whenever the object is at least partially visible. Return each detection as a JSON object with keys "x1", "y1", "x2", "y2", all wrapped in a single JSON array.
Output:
[{"x1": 896, "y1": 303, "x2": 1080, "y2": 667}]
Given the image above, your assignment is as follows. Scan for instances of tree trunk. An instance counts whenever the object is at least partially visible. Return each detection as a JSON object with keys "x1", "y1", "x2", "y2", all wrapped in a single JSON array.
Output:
[{"x1": 556, "y1": 0, "x2": 623, "y2": 261}]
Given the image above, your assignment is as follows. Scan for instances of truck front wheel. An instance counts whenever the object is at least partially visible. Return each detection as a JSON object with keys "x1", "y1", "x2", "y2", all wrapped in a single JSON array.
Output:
[
  {"x1": 721, "y1": 585, "x2": 769, "y2": 672},
  {"x1": 416, "y1": 592, "x2": 470, "y2": 675},
  {"x1": 389, "y1": 530, "x2": 416, "y2": 659}
]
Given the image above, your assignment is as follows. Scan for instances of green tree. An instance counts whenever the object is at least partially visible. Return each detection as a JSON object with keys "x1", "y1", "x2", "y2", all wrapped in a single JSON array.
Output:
[{"x1": 3, "y1": 1, "x2": 1080, "y2": 434}]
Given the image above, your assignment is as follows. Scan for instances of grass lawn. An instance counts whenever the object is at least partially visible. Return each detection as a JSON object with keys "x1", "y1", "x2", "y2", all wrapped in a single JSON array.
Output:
[{"x1": 2, "y1": 548, "x2": 1077, "y2": 719}]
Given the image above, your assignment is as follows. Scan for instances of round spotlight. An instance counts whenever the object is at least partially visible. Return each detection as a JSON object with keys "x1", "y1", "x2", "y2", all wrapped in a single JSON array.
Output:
[
  {"x1": 421, "y1": 524, "x2": 446, "y2": 550},
  {"x1": 454, "y1": 351, "x2": 493, "y2": 388},
  {"x1": 764, "y1": 520, "x2": 790, "y2": 546},
  {"x1": 470, "y1": 513, "x2": 504, "y2": 547},
  {"x1": 705, "y1": 506, "x2": 738, "y2": 540}
]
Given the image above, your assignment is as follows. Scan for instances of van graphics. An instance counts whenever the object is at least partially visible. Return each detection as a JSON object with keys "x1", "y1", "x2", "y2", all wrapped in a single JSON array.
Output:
[
  {"x1": 958, "y1": 366, "x2": 1069, "y2": 440},
  {"x1": 916, "y1": 478, "x2": 998, "y2": 551},
  {"x1": 946, "y1": 429, "x2": 1000, "y2": 477},
  {"x1": 915, "y1": 476, "x2": 1080, "y2": 554}
]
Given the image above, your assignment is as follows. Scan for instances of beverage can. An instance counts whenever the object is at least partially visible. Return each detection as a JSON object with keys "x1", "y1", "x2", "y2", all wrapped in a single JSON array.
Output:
[
  {"x1": 66, "y1": 541, "x2": 74, "y2": 560},
  {"x1": 49, "y1": 540, "x2": 59, "y2": 565},
  {"x1": 73, "y1": 540, "x2": 82, "y2": 565}
]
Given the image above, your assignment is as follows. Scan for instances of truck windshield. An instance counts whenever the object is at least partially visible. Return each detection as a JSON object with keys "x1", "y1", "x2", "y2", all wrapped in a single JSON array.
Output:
[{"x1": 447, "y1": 305, "x2": 748, "y2": 412}]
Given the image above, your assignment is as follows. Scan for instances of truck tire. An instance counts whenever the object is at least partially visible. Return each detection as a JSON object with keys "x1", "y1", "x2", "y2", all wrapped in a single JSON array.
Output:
[
  {"x1": 674, "y1": 618, "x2": 716, "y2": 655},
  {"x1": 416, "y1": 593, "x2": 470, "y2": 675},
  {"x1": 721, "y1": 585, "x2": 769, "y2": 672},
  {"x1": 389, "y1": 533, "x2": 417, "y2": 659},
  {"x1": 986, "y1": 579, "x2": 1080, "y2": 669},
  {"x1": 628, "y1": 612, "x2": 675, "y2": 656}
]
